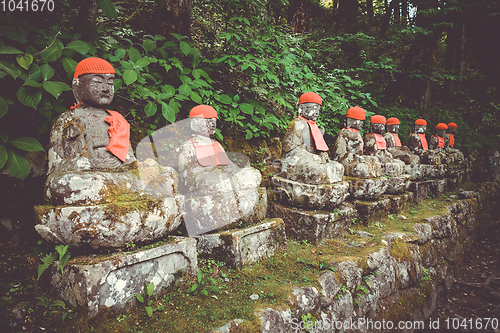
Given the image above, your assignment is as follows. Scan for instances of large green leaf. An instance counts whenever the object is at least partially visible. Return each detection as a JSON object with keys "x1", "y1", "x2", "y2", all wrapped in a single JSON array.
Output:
[
  {"x1": 98, "y1": 0, "x2": 118, "y2": 19},
  {"x1": 0, "y1": 60, "x2": 21, "y2": 79},
  {"x1": 144, "y1": 102, "x2": 157, "y2": 117},
  {"x1": 143, "y1": 39, "x2": 156, "y2": 53},
  {"x1": 160, "y1": 101, "x2": 175, "y2": 123},
  {"x1": 40, "y1": 42, "x2": 62, "y2": 63},
  {"x1": 10, "y1": 137, "x2": 44, "y2": 152},
  {"x1": 16, "y1": 86, "x2": 42, "y2": 109},
  {"x1": 0, "y1": 145, "x2": 7, "y2": 169},
  {"x1": 128, "y1": 47, "x2": 141, "y2": 62},
  {"x1": 190, "y1": 91, "x2": 202, "y2": 104},
  {"x1": 7, "y1": 150, "x2": 30, "y2": 181},
  {"x1": 161, "y1": 85, "x2": 176, "y2": 98},
  {"x1": 62, "y1": 57, "x2": 78, "y2": 77},
  {"x1": 65, "y1": 40, "x2": 91, "y2": 55},
  {"x1": 42, "y1": 81, "x2": 71, "y2": 99},
  {"x1": 215, "y1": 94, "x2": 232, "y2": 104},
  {"x1": 0, "y1": 46, "x2": 22, "y2": 54},
  {"x1": 135, "y1": 57, "x2": 151, "y2": 68},
  {"x1": 239, "y1": 103, "x2": 254, "y2": 115},
  {"x1": 40, "y1": 64, "x2": 55, "y2": 81},
  {"x1": 180, "y1": 41, "x2": 191, "y2": 56},
  {"x1": 179, "y1": 83, "x2": 191, "y2": 96},
  {"x1": 16, "y1": 54, "x2": 33, "y2": 70},
  {"x1": 0, "y1": 97, "x2": 7, "y2": 119},
  {"x1": 123, "y1": 70, "x2": 137, "y2": 85}
]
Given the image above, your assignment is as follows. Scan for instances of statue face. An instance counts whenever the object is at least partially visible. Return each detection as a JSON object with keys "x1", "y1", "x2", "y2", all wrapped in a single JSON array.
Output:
[
  {"x1": 346, "y1": 117, "x2": 363, "y2": 130},
  {"x1": 448, "y1": 127, "x2": 457, "y2": 134},
  {"x1": 436, "y1": 129, "x2": 446, "y2": 137},
  {"x1": 415, "y1": 125, "x2": 426, "y2": 134},
  {"x1": 191, "y1": 117, "x2": 217, "y2": 136},
  {"x1": 387, "y1": 124, "x2": 399, "y2": 133},
  {"x1": 370, "y1": 123, "x2": 385, "y2": 134},
  {"x1": 298, "y1": 103, "x2": 320, "y2": 122},
  {"x1": 73, "y1": 73, "x2": 115, "y2": 107}
]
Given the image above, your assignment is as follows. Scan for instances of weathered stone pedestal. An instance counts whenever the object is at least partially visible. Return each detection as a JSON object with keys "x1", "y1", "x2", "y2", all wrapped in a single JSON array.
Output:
[
  {"x1": 355, "y1": 192, "x2": 414, "y2": 225},
  {"x1": 195, "y1": 218, "x2": 286, "y2": 268},
  {"x1": 409, "y1": 179, "x2": 448, "y2": 202},
  {"x1": 345, "y1": 176, "x2": 388, "y2": 200},
  {"x1": 48, "y1": 236, "x2": 197, "y2": 317},
  {"x1": 269, "y1": 203, "x2": 358, "y2": 245},
  {"x1": 384, "y1": 174, "x2": 411, "y2": 194}
]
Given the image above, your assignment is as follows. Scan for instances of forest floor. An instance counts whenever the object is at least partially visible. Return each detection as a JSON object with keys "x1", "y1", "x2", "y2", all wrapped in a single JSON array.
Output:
[{"x1": 1, "y1": 173, "x2": 500, "y2": 332}]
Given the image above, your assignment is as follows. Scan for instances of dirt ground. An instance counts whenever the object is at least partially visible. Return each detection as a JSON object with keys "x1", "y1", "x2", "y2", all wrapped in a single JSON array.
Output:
[{"x1": 416, "y1": 223, "x2": 500, "y2": 333}]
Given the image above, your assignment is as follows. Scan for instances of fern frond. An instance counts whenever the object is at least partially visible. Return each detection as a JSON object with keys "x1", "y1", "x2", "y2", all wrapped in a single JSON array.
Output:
[{"x1": 37, "y1": 252, "x2": 57, "y2": 280}]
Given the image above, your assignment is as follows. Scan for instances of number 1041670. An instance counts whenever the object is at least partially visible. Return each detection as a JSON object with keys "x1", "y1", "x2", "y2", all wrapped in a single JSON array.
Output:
[{"x1": 1, "y1": 0, "x2": 54, "y2": 12}]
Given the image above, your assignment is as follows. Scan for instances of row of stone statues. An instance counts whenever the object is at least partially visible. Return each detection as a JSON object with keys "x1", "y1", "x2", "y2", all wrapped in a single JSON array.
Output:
[{"x1": 34, "y1": 58, "x2": 466, "y2": 250}]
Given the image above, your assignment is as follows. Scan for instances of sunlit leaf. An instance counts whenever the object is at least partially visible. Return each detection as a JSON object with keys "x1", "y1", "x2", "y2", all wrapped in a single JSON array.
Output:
[
  {"x1": 40, "y1": 64, "x2": 55, "y2": 81},
  {"x1": 144, "y1": 102, "x2": 157, "y2": 117},
  {"x1": 98, "y1": 0, "x2": 118, "y2": 19},
  {"x1": 123, "y1": 70, "x2": 137, "y2": 85},
  {"x1": 16, "y1": 54, "x2": 33, "y2": 70}
]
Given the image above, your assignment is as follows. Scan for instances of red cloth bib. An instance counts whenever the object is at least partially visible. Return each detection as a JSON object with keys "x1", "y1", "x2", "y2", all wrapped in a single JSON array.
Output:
[
  {"x1": 105, "y1": 110, "x2": 130, "y2": 162},
  {"x1": 189, "y1": 139, "x2": 231, "y2": 167},
  {"x1": 417, "y1": 133, "x2": 428, "y2": 150},
  {"x1": 449, "y1": 133, "x2": 454, "y2": 147},
  {"x1": 431, "y1": 135, "x2": 445, "y2": 148},
  {"x1": 345, "y1": 127, "x2": 363, "y2": 152},
  {"x1": 297, "y1": 116, "x2": 329, "y2": 151},
  {"x1": 391, "y1": 133, "x2": 402, "y2": 147},
  {"x1": 373, "y1": 133, "x2": 387, "y2": 150}
]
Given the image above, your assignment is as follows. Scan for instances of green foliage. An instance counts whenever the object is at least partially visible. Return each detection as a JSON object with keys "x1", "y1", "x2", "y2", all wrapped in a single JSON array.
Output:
[
  {"x1": 37, "y1": 244, "x2": 71, "y2": 280},
  {"x1": 136, "y1": 281, "x2": 157, "y2": 318}
]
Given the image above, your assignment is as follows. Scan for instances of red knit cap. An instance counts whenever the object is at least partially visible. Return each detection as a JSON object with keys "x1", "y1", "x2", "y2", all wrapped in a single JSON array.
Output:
[
  {"x1": 435, "y1": 123, "x2": 448, "y2": 130},
  {"x1": 298, "y1": 92, "x2": 322, "y2": 105},
  {"x1": 370, "y1": 115, "x2": 386, "y2": 124},
  {"x1": 386, "y1": 117, "x2": 400, "y2": 125},
  {"x1": 346, "y1": 106, "x2": 366, "y2": 120},
  {"x1": 73, "y1": 57, "x2": 115, "y2": 78},
  {"x1": 448, "y1": 122, "x2": 457, "y2": 129},
  {"x1": 415, "y1": 119, "x2": 427, "y2": 126},
  {"x1": 189, "y1": 105, "x2": 218, "y2": 119}
]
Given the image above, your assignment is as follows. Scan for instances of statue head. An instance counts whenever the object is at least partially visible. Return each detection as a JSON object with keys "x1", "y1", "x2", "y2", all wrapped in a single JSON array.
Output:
[
  {"x1": 386, "y1": 117, "x2": 400, "y2": 133},
  {"x1": 345, "y1": 106, "x2": 366, "y2": 130},
  {"x1": 448, "y1": 122, "x2": 457, "y2": 134},
  {"x1": 370, "y1": 115, "x2": 386, "y2": 134},
  {"x1": 189, "y1": 105, "x2": 218, "y2": 137},
  {"x1": 435, "y1": 123, "x2": 448, "y2": 137},
  {"x1": 414, "y1": 119, "x2": 427, "y2": 134},
  {"x1": 72, "y1": 58, "x2": 115, "y2": 107},
  {"x1": 298, "y1": 92, "x2": 322, "y2": 121}
]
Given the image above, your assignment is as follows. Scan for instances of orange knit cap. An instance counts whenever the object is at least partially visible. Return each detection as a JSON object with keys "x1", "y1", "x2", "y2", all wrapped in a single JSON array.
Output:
[
  {"x1": 73, "y1": 57, "x2": 115, "y2": 78},
  {"x1": 448, "y1": 122, "x2": 457, "y2": 129},
  {"x1": 386, "y1": 117, "x2": 400, "y2": 125},
  {"x1": 298, "y1": 92, "x2": 322, "y2": 105},
  {"x1": 189, "y1": 105, "x2": 218, "y2": 119},
  {"x1": 435, "y1": 123, "x2": 448, "y2": 130},
  {"x1": 415, "y1": 119, "x2": 427, "y2": 126},
  {"x1": 346, "y1": 106, "x2": 366, "y2": 120},
  {"x1": 370, "y1": 115, "x2": 386, "y2": 124}
]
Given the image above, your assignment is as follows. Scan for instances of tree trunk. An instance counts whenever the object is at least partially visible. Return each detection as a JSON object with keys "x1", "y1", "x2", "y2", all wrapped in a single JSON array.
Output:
[
  {"x1": 73, "y1": 0, "x2": 99, "y2": 35},
  {"x1": 379, "y1": 0, "x2": 395, "y2": 39},
  {"x1": 335, "y1": 0, "x2": 359, "y2": 34},
  {"x1": 444, "y1": 24, "x2": 459, "y2": 93},
  {"x1": 401, "y1": 0, "x2": 408, "y2": 27},
  {"x1": 394, "y1": 1, "x2": 400, "y2": 25},
  {"x1": 289, "y1": 0, "x2": 310, "y2": 33},
  {"x1": 366, "y1": 0, "x2": 374, "y2": 21},
  {"x1": 155, "y1": 0, "x2": 192, "y2": 38},
  {"x1": 457, "y1": 21, "x2": 465, "y2": 81}
]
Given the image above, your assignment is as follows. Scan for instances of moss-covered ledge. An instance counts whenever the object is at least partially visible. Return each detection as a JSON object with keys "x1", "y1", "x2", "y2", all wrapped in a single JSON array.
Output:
[{"x1": 210, "y1": 182, "x2": 500, "y2": 333}]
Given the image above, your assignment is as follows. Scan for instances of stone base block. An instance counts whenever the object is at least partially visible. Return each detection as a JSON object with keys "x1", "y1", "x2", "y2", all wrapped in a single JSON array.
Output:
[
  {"x1": 269, "y1": 202, "x2": 358, "y2": 245},
  {"x1": 409, "y1": 179, "x2": 448, "y2": 202},
  {"x1": 404, "y1": 164, "x2": 426, "y2": 181},
  {"x1": 272, "y1": 176, "x2": 349, "y2": 210},
  {"x1": 48, "y1": 237, "x2": 197, "y2": 317},
  {"x1": 34, "y1": 195, "x2": 184, "y2": 249},
  {"x1": 355, "y1": 193, "x2": 414, "y2": 225},
  {"x1": 195, "y1": 219, "x2": 286, "y2": 268},
  {"x1": 346, "y1": 177, "x2": 387, "y2": 200},
  {"x1": 384, "y1": 174, "x2": 411, "y2": 195},
  {"x1": 184, "y1": 187, "x2": 267, "y2": 236}
]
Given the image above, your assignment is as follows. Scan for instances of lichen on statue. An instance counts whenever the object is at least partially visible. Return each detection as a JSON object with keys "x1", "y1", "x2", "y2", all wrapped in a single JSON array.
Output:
[
  {"x1": 281, "y1": 92, "x2": 344, "y2": 184},
  {"x1": 178, "y1": 105, "x2": 265, "y2": 235}
]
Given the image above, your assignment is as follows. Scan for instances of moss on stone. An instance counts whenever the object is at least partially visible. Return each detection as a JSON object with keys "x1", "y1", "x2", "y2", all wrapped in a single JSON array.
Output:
[{"x1": 389, "y1": 238, "x2": 414, "y2": 263}]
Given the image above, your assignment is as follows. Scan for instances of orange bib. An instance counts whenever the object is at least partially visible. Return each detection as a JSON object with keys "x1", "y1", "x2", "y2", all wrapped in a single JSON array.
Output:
[
  {"x1": 417, "y1": 133, "x2": 428, "y2": 150},
  {"x1": 105, "y1": 110, "x2": 130, "y2": 162},
  {"x1": 431, "y1": 135, "x2": 445, "y2": 148},
  {"x1": 391, "y1": 133, "x2": 402, "y2": 147},
  {"x1": 373, "y1": 133, "x2": 387, "y2": 150},
  {"x1": 189, "y1": 139, "x2": 231, "y2": 167},
  {"x1": 297, "y1": 116, "x2": 328, "y2": 151},
  {"x1": 449, "y1": 133, "x2": 454, "y2": 147}
]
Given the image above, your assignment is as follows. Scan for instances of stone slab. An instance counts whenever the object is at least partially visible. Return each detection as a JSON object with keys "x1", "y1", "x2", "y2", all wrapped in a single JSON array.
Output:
[
  {"x1": 272, "y1": 176, "x2": 349, "y2": 210},
  {"x1": 34, "y1": 195, "x2": 184, "y2": 249},
  {"x1": 384, "y1": 174, "x2": 411, "y2": 195},
  {"x1": 345, "y1": 177, "x2": 387, "y2": 200},
  {"x1": 269, "y1": 202, "x2": 358, "y2": 245},
  {"x1": 195, "y1": 218, "x2": 286, "y2": 268},
  {"x1": 355, "y1": 192, "x2": 415, "y2": 225},
  {"x1": 409, "y1": 179, "x2": 448, "y2": 202},
  {"x1": 48, "y1": 236, "x2": 197, "y2": 317}
]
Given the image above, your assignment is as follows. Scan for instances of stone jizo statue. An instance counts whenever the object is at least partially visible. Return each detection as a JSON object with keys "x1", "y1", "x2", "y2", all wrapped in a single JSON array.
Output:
[
  {"x1": 364, "y1": 115, "x2": 388, "y2": 156},
  {"x1": 383, "y1": 117, "x2": 420, "y2": 165},
  {"x1": 446, "y1": 122, "x2": 457, "y2": 148},
  {"x1": 429, "y1": 123, "x2": 449, "y2": 150},
  {"x1": 408, "y1": 119, "x2": 429, "y2": 152}
]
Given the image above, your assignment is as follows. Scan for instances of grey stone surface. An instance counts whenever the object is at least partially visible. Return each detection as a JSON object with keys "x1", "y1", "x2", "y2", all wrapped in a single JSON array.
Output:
[
  {"x1": 409, "y1": 179, "x2": 448, "y2": 202},
  {"x1": 347, "y1": 177, "x2": 388, "y2": 200},
  {"x1": 35, "y1": 195, "x2": 184, "y2": 249},
  {"x1": 384, "y1": 174, "x2": 411, "y2": 194},
  {"x1": 272, "y1": 176, "x2": 349, "y2": 210},
  {"x1": 413, "y1": 223, "x2": 433, "y2": 244},
  {"x1": 49, "y1": 237, "x2": 197, "y2": 317},
  {"x1": 270, "y1": 202, "x2": 358, "y2": 245},
  {"x1": 195, "y1": 218, "x2": 286, "y2": 268}
]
